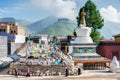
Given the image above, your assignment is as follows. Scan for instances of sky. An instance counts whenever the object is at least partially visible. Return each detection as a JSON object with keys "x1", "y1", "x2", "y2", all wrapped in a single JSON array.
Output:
[{"x1": 0, "y1": 0, "x2": 120, "y2": 23}]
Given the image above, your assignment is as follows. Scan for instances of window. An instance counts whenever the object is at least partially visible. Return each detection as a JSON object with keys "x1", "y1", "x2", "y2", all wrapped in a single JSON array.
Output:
[{"x1": 11, "y1": 31, "x2": 13, "y2": 33}]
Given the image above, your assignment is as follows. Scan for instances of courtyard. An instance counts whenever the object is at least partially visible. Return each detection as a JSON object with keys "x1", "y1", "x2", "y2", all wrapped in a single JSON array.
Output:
[{"x1": 0, "y1": 70, "x2": 120, "y2": 80}]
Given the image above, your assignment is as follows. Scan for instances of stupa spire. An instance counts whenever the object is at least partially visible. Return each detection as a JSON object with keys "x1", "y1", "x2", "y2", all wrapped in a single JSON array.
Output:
[{"x1": 80, "y1": 8, "x2": 86, "y2": 27}]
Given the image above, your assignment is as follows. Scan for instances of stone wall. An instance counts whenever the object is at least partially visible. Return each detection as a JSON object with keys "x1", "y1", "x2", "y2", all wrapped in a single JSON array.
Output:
[
  {"x1": 9, "y1": 63, "x2": 66, "y2": 76},
  {"x1": 0, "y1": 36, "x2": 7, "y2": 57}
]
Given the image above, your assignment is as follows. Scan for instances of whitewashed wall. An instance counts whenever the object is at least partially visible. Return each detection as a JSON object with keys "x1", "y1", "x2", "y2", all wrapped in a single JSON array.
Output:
[
  {"x1": 15, "y1": 35, "x2": 25, "y2": 43},
  {"x1": 0, "y1": 36, "x2": 7, "y2": 57}
]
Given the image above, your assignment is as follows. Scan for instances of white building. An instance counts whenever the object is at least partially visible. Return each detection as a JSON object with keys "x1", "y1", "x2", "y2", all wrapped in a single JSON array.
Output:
[{"x1": 0, "y1": 36, "x2": 7, "y2": 57}]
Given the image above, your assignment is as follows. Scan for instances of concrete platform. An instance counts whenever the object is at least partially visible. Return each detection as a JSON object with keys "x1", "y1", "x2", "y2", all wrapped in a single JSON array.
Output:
[{"x1": 0, "y1": 70, "x2": 120, "y2": 80}]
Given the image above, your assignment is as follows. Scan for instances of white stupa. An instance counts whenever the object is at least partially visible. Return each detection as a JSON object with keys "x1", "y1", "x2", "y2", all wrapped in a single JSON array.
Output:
[
  {"x1": 110, "y1": 56, "x2": 120, "y2": 73},
  {"x1": 71, "y1": 8, "x2": 93, "y2": 44},
  {"x1": 68, "y1": 8, "x2": 101, "y2": 60},
  {"x1": 67, "y1": 8, "x2": 110, "y2": 70},
  {"x1": 71, "y1": 25, "x2": 93, "y2": 44}
]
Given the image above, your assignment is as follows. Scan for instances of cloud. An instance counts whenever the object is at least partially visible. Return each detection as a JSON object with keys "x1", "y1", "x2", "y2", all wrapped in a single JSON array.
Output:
[
  {"x1": 30, "y1": 0, "x2": 77, "y2": 20},
  {"x1": 0, "y1": 8, "x2": 8, "y2": 13},
  {"x1": 0, "y1": 0, "x2": 77, "y2": 20},
  {"x1": 100, "y1": 6, "x2": 120, "y2": 23}
]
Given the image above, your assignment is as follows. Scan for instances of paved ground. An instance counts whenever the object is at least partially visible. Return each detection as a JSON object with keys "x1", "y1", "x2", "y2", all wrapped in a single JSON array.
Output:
[{"x1": 0, "y1": 70, "x2": 120, "y2": 80}]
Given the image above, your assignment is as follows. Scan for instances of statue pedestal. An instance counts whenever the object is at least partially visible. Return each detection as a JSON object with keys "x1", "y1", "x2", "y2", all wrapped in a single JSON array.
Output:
[{"x1": 68, "y1": 25, "x2": 100, "y2": 60}]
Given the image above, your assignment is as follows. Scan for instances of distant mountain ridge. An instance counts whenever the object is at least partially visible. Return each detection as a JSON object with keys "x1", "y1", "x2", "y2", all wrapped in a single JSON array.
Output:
[
  {"x1": 100, "y1": 21, "x2": 120, "y2": 39},
  {"x1": 0, "y1": 17, "x2": 32, "y2": 27},
  {"x1": 0, "y1": 17, "x2": 16, "y2": 22},
  {"x1": 0, "y1": 17, "x2": 120, "y2": 39},
  {"x1": 27, "y1": 16, "x2": 58, "y2": 33},
  {"x1": 27, "y1": 16, "x2": 77, "y2": 36},
  {"x1": 17, "y1": 19, "x2": 32, "y2": 27},
  {"x1": 39, "y1": 21, "x2": 77, "y2": 36}
]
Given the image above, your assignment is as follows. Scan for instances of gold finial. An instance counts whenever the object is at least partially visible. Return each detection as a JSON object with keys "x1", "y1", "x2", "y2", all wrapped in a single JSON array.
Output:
[{"x1": 80, "y1": 8, "x2": 86, "y2": 26}]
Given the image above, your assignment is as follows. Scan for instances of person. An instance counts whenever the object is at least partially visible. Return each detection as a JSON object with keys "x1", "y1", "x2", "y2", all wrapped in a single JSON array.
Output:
[
  {"x1": 14, "y1": 68, "x2": 18, "y2": 77},
  {"x1": 18, "y1": 69, "x2": 22, "y2": 75},
  {"x1": 73, "y1": 29, "x2": 77, "y2": 37},
  {"x1": 26, "y1": 68, "x2": 30, "y2": 77},
  {"x1": 78, "y1": 68, "x2": 81, "y2": 75},
  {"x1": 60, "y1": 58, "x2": 63, "y2": 63},
  {"x1": 65, "y1": 67, "x2": 69, "y2": 77}
]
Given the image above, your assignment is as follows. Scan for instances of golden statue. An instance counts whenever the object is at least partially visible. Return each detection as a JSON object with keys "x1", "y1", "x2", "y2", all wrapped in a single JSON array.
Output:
[{"x1": 80, "y1": 8, "x2": 86, "y2": 26}]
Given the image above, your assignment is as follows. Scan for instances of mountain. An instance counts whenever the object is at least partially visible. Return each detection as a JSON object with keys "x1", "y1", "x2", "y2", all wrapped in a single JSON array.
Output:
[
  {"x1": 0, "y1": 17, "x2": 16, "y2": 22},
  {"x1": 0, "y1": 17, "x2": 32, "y2": 27},
  {"x1": 27, "y1": 16, "x2": 77, "y2": 36},
  {"x1": 100, "y1": 21, "x2": 120, "y2": 39},
  {"x1": 17, "y1": 19, "x2": 32, "y2": 27},
  {"x1": 38, "y1": 17, "x2": 120, "y2": 38},
  {"x1": 1, "y1": 17, "x2": 120, "y2": 39},
  {"x1": 16, "y1": 19, "x2": 32, "y2": 35},
  {"x1": 39, "y1": 20, "x2": 77, "y2": 36},
  {"x1": 27, "y1": 16, "x2": 58, "y2": 33}
]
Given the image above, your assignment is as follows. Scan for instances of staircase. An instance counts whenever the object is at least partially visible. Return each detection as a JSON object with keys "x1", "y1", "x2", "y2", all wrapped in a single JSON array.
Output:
[{"x1": 55, "y1": 49, "x2": 74, "y2": 73}]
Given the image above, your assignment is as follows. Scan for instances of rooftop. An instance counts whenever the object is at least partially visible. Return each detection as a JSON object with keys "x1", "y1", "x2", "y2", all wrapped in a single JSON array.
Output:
[
  {"x1": 113, "y1": 34, "x2": 120, "y2": 37},
  {"x1": 100, "y1": 40, "x2": 120, "y2": 43}
]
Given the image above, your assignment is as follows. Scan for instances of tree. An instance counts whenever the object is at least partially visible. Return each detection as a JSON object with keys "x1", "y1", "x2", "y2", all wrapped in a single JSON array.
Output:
[
  {"x1": 76, "y1": 0, "x2": 104, "y2": 42},
  {"x1": 90, "y1": 30, "x2": 100, "y2": 43},
  {"x1": 52, "y1": 36, "x2": 58, "y2": 44}
]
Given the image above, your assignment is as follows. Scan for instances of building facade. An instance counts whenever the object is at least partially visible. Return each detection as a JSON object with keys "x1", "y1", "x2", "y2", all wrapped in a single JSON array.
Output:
[
  {"x1": 0, "y1": 22, "x2": 25, "y2": 35},
  {"x1": 0, "y1": 36, "x2": 7, "y2": 57},
  {"x1": 96, "y1": 40, "x2": 120, "y2": 60},
  {"x1": 97, "y1": 34, "x2": 120, "y2": 60},
  {"x1": 96, "y1": 34, "x2": 120, "y2": 60},
  {"x1": 0, "y1": 22, "x2": 26, "y2": 55}
]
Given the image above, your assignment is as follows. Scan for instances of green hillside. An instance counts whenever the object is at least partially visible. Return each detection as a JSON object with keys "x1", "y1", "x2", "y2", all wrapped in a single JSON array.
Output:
[{"x1": 39, "y1": 22, "x2": 77, "y2": 36}]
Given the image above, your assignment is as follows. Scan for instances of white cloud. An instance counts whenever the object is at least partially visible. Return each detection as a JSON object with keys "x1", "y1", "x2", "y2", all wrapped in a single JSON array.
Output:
[
  {"x1": 30, "y1": 0, "x2": 77, "y2": 20},
  {"x1": 0, "y1": 0, "x2": 77, "y2": 20},
  {"x1": 100, "y1": 6, "x2": 120, "y2": 23}
]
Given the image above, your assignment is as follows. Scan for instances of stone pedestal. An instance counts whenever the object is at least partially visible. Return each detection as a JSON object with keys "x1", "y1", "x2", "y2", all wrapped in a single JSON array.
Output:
[{"x1": 68, "y1": 25, "x2": 99, "y2": 60}]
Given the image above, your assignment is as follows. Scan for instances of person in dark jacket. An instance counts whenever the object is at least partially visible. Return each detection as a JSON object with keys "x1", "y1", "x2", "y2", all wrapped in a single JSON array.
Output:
[
  {"x1": 26, "y1": 68, "x2": 30, "y2": 77},
  {"x1": 78, "y1": 68, "x2": 81, "y2": 75},
  {"x1": 65, "y1": 67, "x2": 69, "y2": 77}
]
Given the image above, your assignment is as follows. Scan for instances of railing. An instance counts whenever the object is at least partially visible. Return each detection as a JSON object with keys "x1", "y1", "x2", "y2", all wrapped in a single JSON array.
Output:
[
  {"x1": 55, "y1": 49, "x2": 74, "y2": 73},
  {"x1": 83, "y1": 63, "x2": 107, "y2": 70}
]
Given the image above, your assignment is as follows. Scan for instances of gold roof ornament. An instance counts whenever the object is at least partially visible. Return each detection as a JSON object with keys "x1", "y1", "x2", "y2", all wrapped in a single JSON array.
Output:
[{"x1": 80, "y1": 8, "x2": 86, "y2": 27}]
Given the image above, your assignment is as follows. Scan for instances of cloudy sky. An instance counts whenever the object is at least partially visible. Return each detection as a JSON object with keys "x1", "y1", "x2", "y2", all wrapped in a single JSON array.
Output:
[{"x1": 0, "y1": 0, "x2": 120, "y2": 23}]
